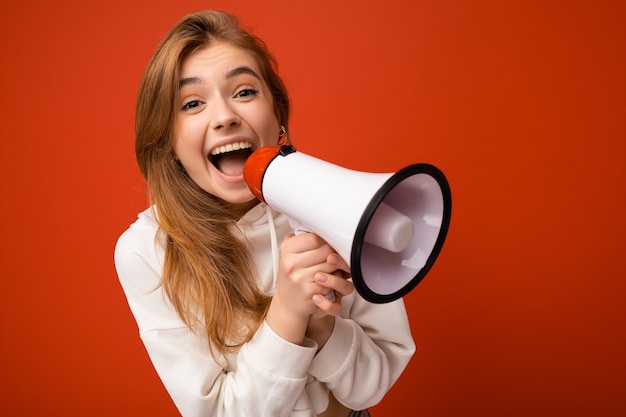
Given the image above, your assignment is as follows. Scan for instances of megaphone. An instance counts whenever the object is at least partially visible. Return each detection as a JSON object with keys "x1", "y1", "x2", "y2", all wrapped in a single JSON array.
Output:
[{"x1": 243, "y1": 145, "x2": 451, "y2": 304}]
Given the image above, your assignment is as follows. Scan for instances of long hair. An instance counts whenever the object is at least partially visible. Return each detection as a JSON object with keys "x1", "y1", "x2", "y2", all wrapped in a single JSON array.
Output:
[{"x1": 135, "y1": 10, "x2": 290, "y2": 358}]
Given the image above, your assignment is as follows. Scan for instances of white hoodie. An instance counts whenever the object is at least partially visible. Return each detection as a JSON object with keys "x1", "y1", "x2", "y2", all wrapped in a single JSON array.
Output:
[{"x1": 114, "y1": 203, "x2": 415, "y2": 417}]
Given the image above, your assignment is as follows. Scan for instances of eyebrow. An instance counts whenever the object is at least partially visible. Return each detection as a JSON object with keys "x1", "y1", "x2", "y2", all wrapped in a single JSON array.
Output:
[
  {"x1": 179, "y1": 66, "x2": 261, "y2": 89},
  {"x1": 225, "y1": 66, "x2": 262, "y2": 80},
  {"x1": 179, "y1": 76, "x2": 203, "y2": 88}
]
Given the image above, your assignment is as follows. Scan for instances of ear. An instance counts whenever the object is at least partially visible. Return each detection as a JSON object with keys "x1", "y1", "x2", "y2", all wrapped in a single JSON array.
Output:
[{"x1": 278, "y1": 125, "x2": 290, "y2": 145}]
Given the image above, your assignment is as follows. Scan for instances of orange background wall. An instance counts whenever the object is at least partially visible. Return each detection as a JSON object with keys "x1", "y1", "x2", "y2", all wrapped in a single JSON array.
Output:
[{"x1": 1, "y1": 0, "x2": 624, "y2": 415}]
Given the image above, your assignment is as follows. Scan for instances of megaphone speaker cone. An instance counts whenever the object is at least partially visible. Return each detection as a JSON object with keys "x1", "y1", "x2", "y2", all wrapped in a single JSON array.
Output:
[{"x1": 351, "y1": 163, "x2": 451, "y2": 303}]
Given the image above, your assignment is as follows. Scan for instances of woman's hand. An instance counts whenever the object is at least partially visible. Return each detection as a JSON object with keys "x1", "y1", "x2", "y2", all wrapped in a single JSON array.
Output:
[
  {"x1": 306, "y1": 252, "x2": 354, "y2": 350},
  {"x1": 310, "y1": 252, "x2": 354, "y2": 319},
  {"x1": 265, "y1": 232, "x2": 348, "y2": 345}
]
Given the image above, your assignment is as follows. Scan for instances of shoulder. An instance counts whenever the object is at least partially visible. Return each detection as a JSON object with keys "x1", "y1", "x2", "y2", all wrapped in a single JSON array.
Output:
[
  {"x1": 114, "y1": 207, "x2": 184, "y2": 332},
  {"x1": 114, "y1": 207, "x2": 164, "y2": 286}
]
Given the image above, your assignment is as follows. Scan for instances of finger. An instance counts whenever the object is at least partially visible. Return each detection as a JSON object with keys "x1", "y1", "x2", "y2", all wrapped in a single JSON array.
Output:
[
  {"x1": 312, "y1": 293, "x2": 341, "y2": 316},
  {"x1": 310, "y1": 275, "x2": 337, "y2": 302},
  {"x1": 282, "y1": 233, "x2": 333, "y2": 257},
  {"x1": 326, "y1": 253, "x2": 351, "y2": 276},
  {"x1": 314, "y1": 272, "x2": 355, "y2": 297}
]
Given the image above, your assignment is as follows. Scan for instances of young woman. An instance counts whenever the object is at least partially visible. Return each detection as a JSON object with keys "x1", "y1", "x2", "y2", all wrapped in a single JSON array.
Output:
[{"x1": 114, "y1": 10, "x2": 415, "y2": 417}]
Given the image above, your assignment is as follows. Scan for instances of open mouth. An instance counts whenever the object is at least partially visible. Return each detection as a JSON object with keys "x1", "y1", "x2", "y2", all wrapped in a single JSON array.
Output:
[{"x1": 210, "y1": 141, "x2": 254, "y2": 176}]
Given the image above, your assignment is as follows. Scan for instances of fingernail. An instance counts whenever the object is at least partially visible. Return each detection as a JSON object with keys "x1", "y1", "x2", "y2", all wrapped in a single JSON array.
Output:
[
  {"x1": 313, "y1": 294, "x2": 324, "y2": 304},
  {"x1": 315, "y1": 273, "x2": 328, "y2": 283}
]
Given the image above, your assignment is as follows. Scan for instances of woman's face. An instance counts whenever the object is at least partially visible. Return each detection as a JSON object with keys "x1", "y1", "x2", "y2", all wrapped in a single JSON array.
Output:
[{"x1": 175, "y1": 41, "x2": 280, "y2": 205}]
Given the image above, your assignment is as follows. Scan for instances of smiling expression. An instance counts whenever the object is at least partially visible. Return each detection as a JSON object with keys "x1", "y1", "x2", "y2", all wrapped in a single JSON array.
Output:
[{"x1": 175, "y1": 41, "x2": 281, "y2": 205}]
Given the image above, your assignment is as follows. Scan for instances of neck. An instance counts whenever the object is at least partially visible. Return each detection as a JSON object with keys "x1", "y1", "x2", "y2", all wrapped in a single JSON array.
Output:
[{"x1": 229, "y1": 198, "x2": 260, "y2": 219}]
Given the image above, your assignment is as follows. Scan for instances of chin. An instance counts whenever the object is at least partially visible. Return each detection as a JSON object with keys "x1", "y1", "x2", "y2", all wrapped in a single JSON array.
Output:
[
  {"x1": 221, "y1": 188, "x2": 256, "y2": 204},
  {"x1": 216, "y1": 187, "x2": 256, "y2": 205}
]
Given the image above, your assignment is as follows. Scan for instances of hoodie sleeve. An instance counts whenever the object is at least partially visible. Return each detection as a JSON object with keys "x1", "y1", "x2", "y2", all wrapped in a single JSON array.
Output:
[
  {"x1": 114, "y1": 214, "x2": 317, "y2": 417},
  {"x1": 307, "y1": 293, "x2": 416, "y2": 411}
]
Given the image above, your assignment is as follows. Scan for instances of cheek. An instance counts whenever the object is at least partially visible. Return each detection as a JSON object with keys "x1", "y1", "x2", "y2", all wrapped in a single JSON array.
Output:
[
  {"x1": 256, "y1": 107, "x2": 281, "y2": 146},
  {"x1": 174, "y1": 120, "x2": 205, "y2": 160}
]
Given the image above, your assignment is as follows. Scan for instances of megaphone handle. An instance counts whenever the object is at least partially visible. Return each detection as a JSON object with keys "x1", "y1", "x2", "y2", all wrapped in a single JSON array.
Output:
[{"x1": 288, "y1": 218, "x2": 337, "y2": 303}]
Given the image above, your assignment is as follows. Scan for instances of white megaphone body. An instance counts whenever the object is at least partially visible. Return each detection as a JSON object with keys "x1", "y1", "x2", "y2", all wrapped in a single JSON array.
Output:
[{"x1": 243, "y1": 145, "x2": 451, "y2": 303}]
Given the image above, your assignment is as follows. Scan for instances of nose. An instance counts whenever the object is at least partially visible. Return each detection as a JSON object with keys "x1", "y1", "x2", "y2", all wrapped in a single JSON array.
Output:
[{"x1": 210, "y1": 97, "x2": 241, "y2": 130}]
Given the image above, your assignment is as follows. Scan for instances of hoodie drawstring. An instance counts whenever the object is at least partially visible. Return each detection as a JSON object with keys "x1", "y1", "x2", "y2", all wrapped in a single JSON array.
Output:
[{"x1": 265, "y1": 204, "x2": 280, "y2": 288}]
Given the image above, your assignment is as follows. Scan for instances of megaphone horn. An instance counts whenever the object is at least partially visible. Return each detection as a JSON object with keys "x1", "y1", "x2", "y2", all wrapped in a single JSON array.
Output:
[{"x1": 243, "y1": 144, "x2": 452, "y2": 304}]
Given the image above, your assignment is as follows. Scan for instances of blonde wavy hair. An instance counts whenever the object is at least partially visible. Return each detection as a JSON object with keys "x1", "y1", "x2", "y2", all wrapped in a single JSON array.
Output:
[{"x1": 135, "y1": 10, "x2": 290, "y2": 357}]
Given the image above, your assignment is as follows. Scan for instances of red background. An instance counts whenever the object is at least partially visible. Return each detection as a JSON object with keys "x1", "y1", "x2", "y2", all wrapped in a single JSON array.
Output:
[{"x1": 1, "y1": 0, "x2": 624, "y2": 415}]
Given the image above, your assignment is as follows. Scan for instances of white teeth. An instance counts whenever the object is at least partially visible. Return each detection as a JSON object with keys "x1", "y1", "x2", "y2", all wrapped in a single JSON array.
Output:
[{"x1": 210, "y1": 141, "x2": 253, "y2": 156}]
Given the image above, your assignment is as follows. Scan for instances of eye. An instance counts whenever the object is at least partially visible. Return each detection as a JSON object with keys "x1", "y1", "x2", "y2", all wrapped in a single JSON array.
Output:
[
  {"x1": 235, "y1": 88, "x2": 259, "y2": 99},
  {"x1": 181, "y1": 100, "x2": 203, "y2": 111}
]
